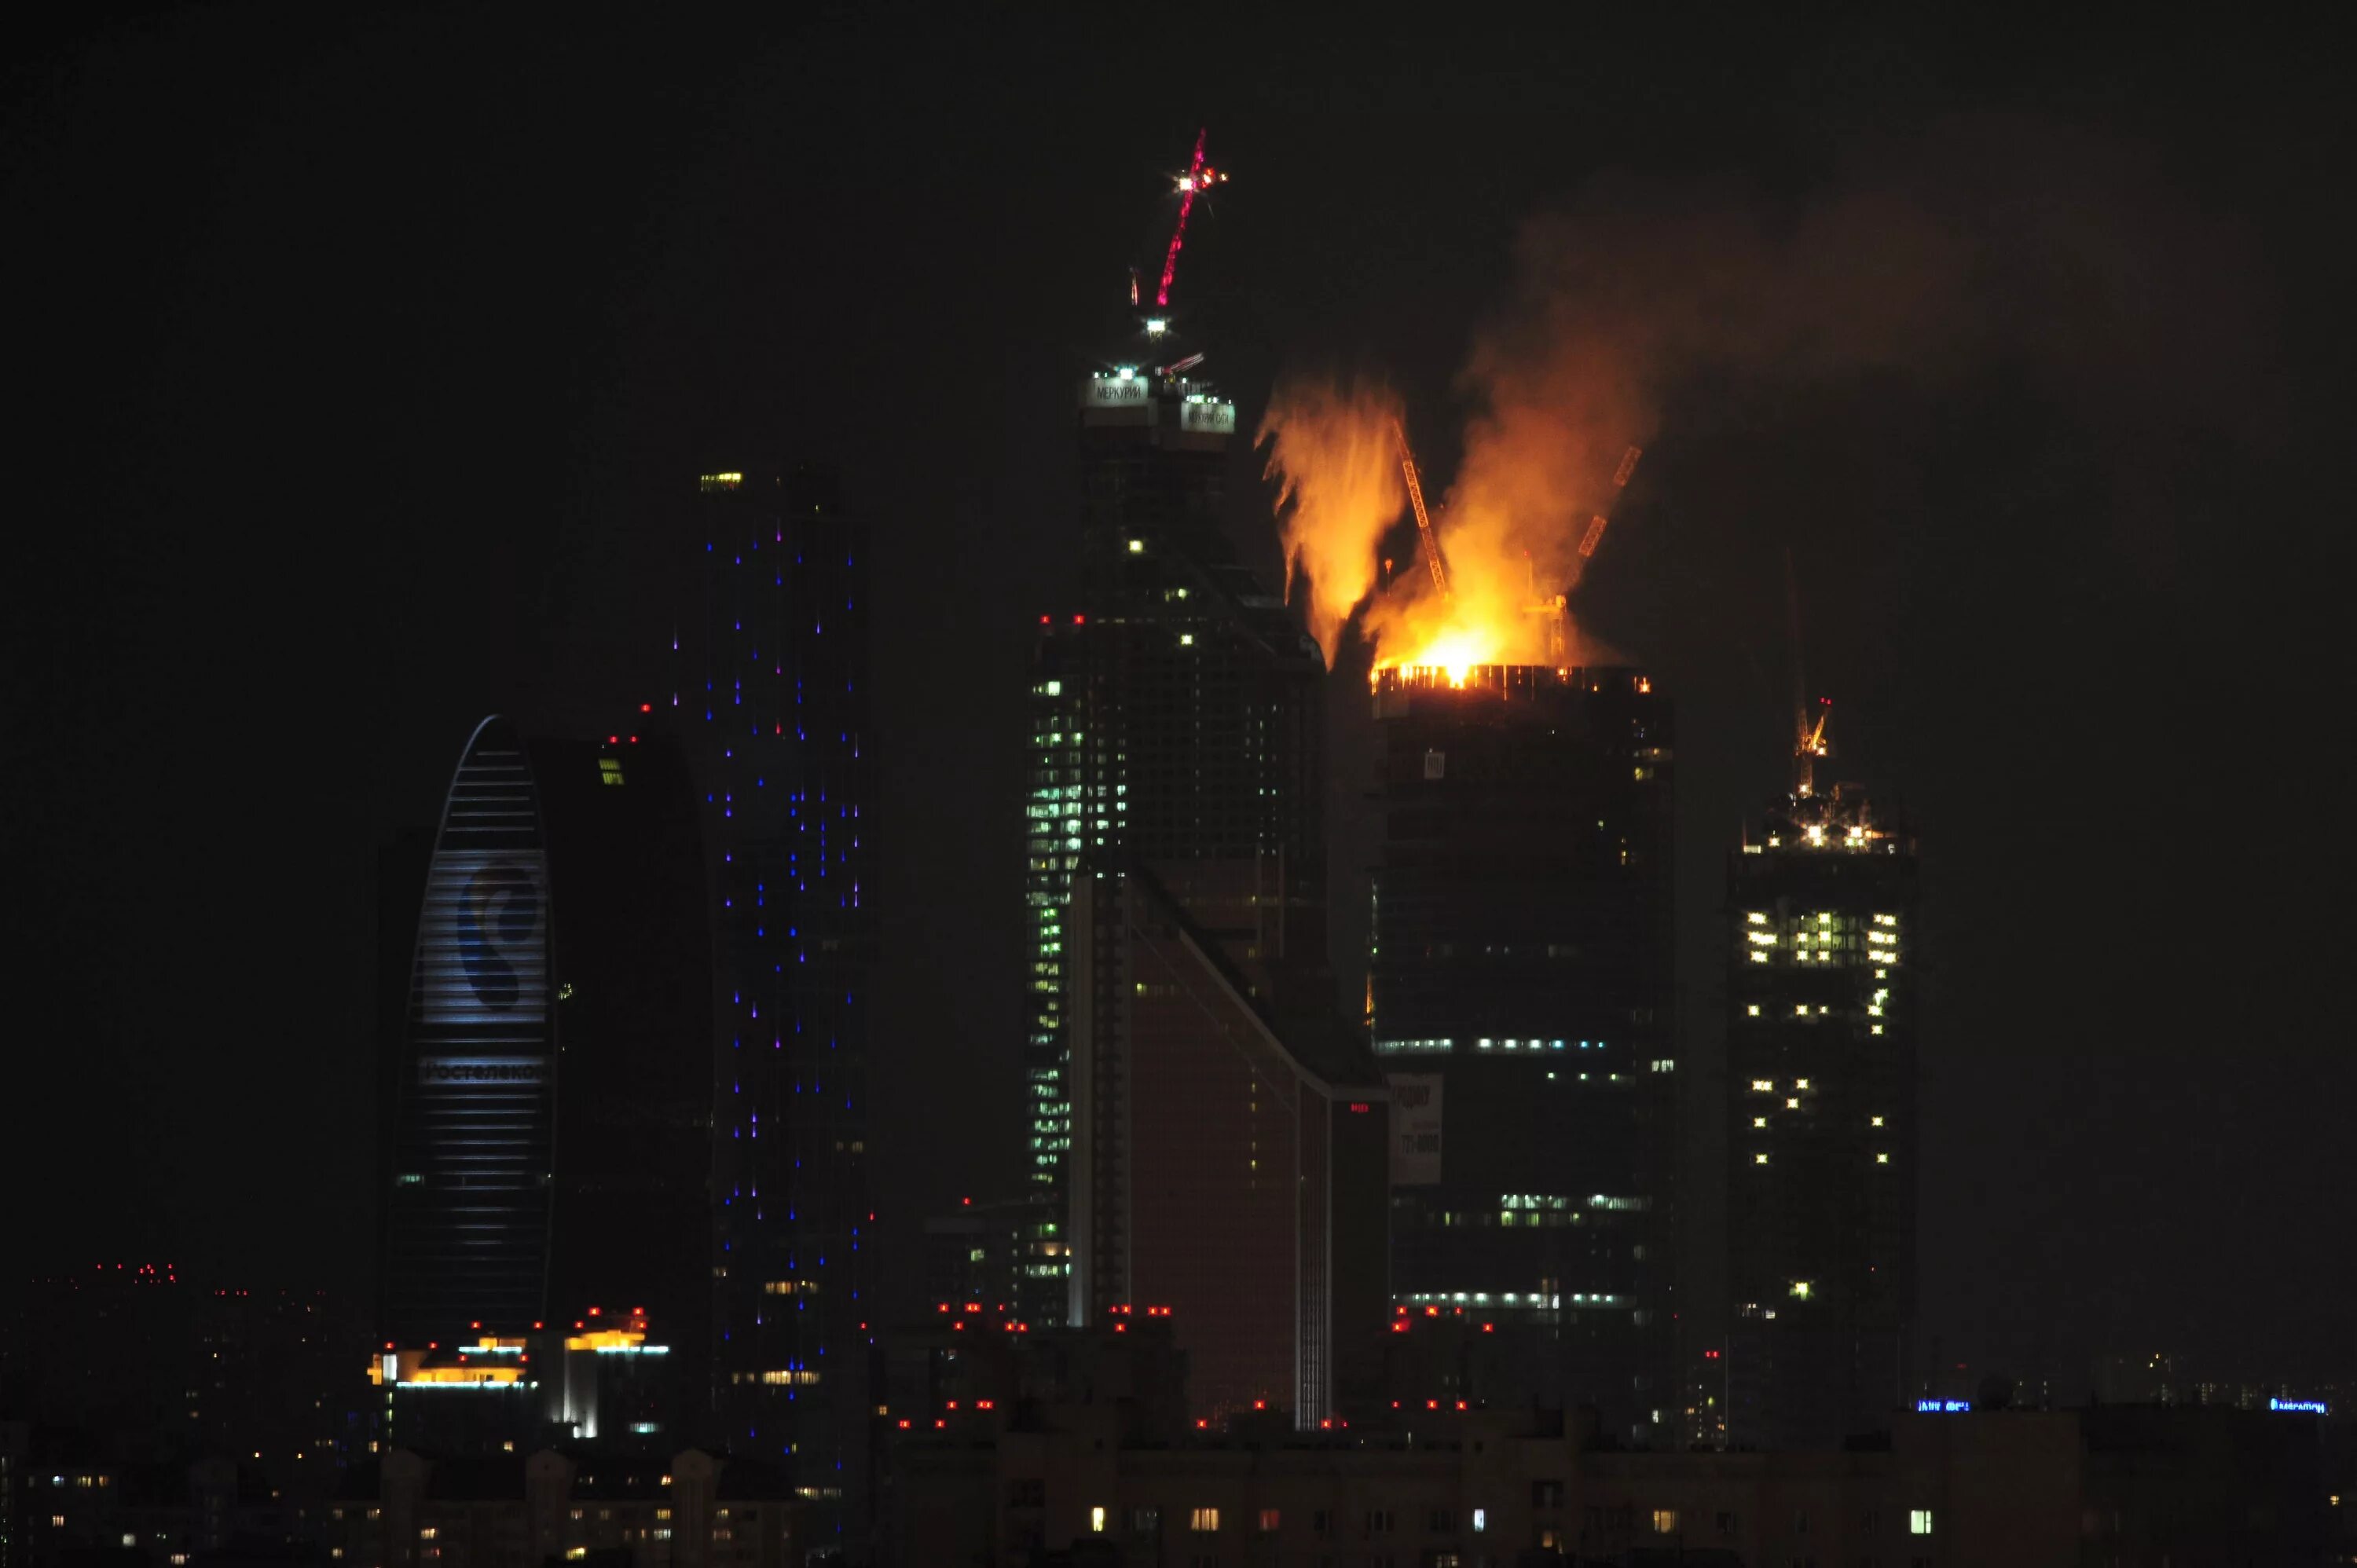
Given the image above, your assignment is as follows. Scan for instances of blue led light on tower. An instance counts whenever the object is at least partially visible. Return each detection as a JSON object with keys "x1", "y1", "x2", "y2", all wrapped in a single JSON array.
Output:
[{"x1": 686, "y1": 463, "x2": 871, "y2": 1544}]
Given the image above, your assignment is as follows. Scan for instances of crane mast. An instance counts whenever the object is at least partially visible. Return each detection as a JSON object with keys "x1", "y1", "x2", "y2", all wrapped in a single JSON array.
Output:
[{"x1": 1392, "y1": 419, "x2": 1452, "y2": 600}]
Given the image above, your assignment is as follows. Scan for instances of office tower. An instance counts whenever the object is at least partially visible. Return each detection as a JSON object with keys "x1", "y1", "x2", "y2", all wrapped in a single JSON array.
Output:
[
  {"x1": 1032, "y1": 318, "x2": 1387, "y2": 1423},
  {"x1": 382, "y1": 718, "x2": 557, "y2": 1342},
  {"x1": 1725, "y1": 742, "x2": 1918, "y2": 1450},
  {"x1": 1068, "y1": 861, "x2": 1391, "y2": 1423},
  {"x1": 1023, "y1": 328, "x2": 1330, "y2": 1325},
  {"x1": 684, "y1": 466, "x2": 872, "y2": 1538},
  {"x1": 379, "y1": 718, "x2": 715, "y2": 1445},
  {"x1": 1369, "y1": 665, "x2": 1677, "y2": 1444}
]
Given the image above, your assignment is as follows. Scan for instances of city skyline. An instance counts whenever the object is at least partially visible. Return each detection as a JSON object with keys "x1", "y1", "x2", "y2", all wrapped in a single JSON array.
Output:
[{"x1": 6, "y1": 5, "x2": 2352, "y2": 1418}]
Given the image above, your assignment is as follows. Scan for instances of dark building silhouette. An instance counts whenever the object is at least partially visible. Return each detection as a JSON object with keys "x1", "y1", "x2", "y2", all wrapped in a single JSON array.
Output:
[
  {"x1": 920, "y1": 1200, "x2": 1028, "y2": 1318},
  {"x1": 1369, "y1": 665, "x2": 1677, "y2": 1444},
  {"x1": 1725, "y1": 753, "x2": 1919, "y2": 1451},
  {"x1": 682, "y1": 466, "x2": 872, "y2": 1541},
  {"x1": 882, "y1": 1374, "x2": 2334, "y2": 1568},
  {"x1": 379, "y1": 719, "x2": 715, "y2": 1448},
  {"x1": 1068, "y1": 862, "x2": 1390, "y2": 1423}
]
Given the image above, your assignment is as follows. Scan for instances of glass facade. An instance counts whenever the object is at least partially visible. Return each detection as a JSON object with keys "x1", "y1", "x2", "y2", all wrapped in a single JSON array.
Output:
[
  {"x1": 1018, "y1": 639, "x2": 1083, "y2": 1321},
  {"x1": 1021, "y1": 352, "x2": 1329, "y2": 1331},
  {"x1": 687, "y1": 466, "x2": 871, "y2": 1543},
  {"x1": 383, "y1": 716, "x2": 554, "y2": 1345},
  {"x1": 1369, "y1": 666, "x2": 1677, "y2": 1445}
]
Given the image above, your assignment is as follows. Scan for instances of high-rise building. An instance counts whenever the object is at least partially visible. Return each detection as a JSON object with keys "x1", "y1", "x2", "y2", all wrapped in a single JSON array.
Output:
[
  {"x1": 1068, "y1": 861, "x2": 1391, "y2": 1423},
  {"x1": 379, "y1": 718, "x2": 716, "y2": 1446},
  {"x1": 1725, "y1": 746, "x2": 1918, "y2": 1451},
  {"x1": 683, "y1": 466, "x2": 872, "y2": 1542},
  {"x1": 1022, "y1": 330, "x2": 1331, "y2": 1328},
  {"x1": 1026, "y1": 318, "x2": 1388, "y2": 1424},
  {"x1": 1369, "y1": 665, "x2": 1677, "y2": 1443},
  {"x1": 381, "y1": 719, "x2": 556, "y2": 1343}
]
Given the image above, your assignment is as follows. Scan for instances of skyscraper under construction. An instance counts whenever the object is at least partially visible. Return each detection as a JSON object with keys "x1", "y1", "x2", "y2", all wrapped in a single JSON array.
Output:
[
  {"x1": 1725, "y1": 718, "x2": 1919, "y2": 1450},
  {"x1": 1022, "y1": 295, "x2": 1392, "y2": 1421},
  {"x1": 1019, "y1": 226, "x2": 1327, "y2": 1326},
  {"x1": 1369, "y1": 665, "x2": 1677, "y2": 1443}
]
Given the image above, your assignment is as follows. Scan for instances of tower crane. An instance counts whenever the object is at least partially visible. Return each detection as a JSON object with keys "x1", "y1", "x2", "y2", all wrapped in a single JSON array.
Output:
[
  {"x1": 1784, "y1": 548, "x2": 1830, "y2": 797},
  {"x1": 1153, "y1": 130, "x2": 1227, "y2": 310},
  {"x1": 1391, "y1": 419, "x2": 1452, "y2": 600}
]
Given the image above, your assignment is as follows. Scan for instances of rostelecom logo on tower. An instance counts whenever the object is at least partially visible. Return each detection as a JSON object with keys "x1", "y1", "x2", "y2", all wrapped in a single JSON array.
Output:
[{"x1": 456, "y1": 862, "x2": 540, "y2": 1008}]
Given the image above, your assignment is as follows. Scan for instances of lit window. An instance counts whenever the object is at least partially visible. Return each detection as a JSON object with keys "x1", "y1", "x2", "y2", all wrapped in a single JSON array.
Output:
[
  {"x1": 1871, "y1": 1116, "x2": 1885, "y2": 1127},
  {"x1": 1750, "y1": 1079, "x2": 1774, "y2": 1092},
  {"x1": 1909, "y1": 1509, "x2": 1934, "y2": 1535},
  {"x1": 1754, "y1": 1153, "x2": 1770, "y2": 1165},
  {"x1": 1746, "y1": 1004, "x2": 1760, "y2": 1016},
  {"x1": 1255, "y1": 1508, "x2": 1280, "y2": 1532},
  {"x1": 1127, "y1": 539, "x2": 1144, "y2": 553},
  {"x1": 1090, "y1": 1507, "x2": 1106, "y2": 1533},
  {"x1": 1791, "y1": 1280, "x2": 1813, "y2": 1299},
  {"x1": 1795, "y1": 1078, "x2": 1810, "y2": 1088},
  {"x1": 1652, "y1": 1509, "x2": 1677, "y2": 1533},
  {"x1": 1752, "y1": 1117, "x2": 1767, "y2": 1128},
  {"x1": 1472, "y1": 1508, "x2": 1486, "y2": 1532},
  {"x1": 1189, "y1": 1508, "x2": 1220, "y2": 1532},
  {"x1": 1875, "y1": 1152, "x2": 1890, "y2": 1164}
]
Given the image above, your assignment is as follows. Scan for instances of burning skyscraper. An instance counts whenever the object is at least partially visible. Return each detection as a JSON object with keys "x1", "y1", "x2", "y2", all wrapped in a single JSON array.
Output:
[
  {"x1": 1725, "y1": 715, "x2": 1919, "y2": 1450},
  {"x1": 1368, "y1": 665, "x2": 1677, "y2": 1442}
]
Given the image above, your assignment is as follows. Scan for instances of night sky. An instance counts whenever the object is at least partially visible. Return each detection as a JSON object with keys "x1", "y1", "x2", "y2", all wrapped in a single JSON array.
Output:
[{"x1": 7, "y1": 9, "x2": 2350, "y2": 1390}]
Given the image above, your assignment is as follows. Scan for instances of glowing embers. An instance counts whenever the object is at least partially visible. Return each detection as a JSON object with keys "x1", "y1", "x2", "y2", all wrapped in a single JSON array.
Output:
[{"x1": 1371, "y1": 662, "x2": 1581, "y2": 698}]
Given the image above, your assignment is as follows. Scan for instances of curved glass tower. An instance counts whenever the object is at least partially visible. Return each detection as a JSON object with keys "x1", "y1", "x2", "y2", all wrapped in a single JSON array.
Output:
[{"x1": 382, "y1": 716, "x2": 555, "y2": 1343}]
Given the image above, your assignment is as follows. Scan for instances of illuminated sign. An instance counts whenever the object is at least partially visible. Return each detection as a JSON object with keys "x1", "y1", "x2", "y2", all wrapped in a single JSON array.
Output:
[
  {"x1": 415, "y1": 850, "x2": 548, "y2": 1026},
  {"x1": 1083, "y1": 379, "x2": 1149, "y2": 409},
  {"x1": 2270, "y1": 1398, "x2": 2327, "y2": 1414},
  {"x1": 1387, "y1": 1073, "x2": 1442, "y2": 1186},
  {"x1": 417, "y1": 1057, "x2": 550, "y2": 1086},
  {"x1": 1915, "y1": 1399, "x2": 1970, "y2": 1412},
  {"x1": 1178, "y1": 399, "x2": 1237, "y2": 435}
]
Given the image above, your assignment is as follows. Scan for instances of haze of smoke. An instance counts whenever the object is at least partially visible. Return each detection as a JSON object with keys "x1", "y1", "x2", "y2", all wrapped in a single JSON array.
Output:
[{"x1": 1261, "y1": 118, "x2": 2273, "y2": 665}]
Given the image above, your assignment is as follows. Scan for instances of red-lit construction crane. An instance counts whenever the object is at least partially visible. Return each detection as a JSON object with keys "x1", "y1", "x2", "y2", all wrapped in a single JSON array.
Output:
[{"x1": 1153, "y1": 130, "x2": 1228, "y2": 310}]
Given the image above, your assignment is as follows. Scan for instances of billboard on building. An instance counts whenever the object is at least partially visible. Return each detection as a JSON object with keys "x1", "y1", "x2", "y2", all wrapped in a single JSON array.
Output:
[
  {"x1": 412, "y1": 850, "x2": 548, "y2": 1027},
  {"x1": 1387, "y1": 1072, "x2": 1442, "y2": 1185}
]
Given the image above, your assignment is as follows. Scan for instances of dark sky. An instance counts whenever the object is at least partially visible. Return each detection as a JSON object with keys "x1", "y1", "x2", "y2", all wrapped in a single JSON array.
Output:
[{"x1": 7, "y1": 9, "x2": 2351, "y2": 1390}]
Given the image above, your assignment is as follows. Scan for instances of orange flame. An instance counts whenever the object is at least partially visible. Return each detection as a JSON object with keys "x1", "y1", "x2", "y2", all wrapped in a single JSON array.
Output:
[
  {"x1": 1257, "y1": 379, "x2": 1402, "y2": 663},
  {"x1": 1261, "y1": 372, "x2": 1637, "y2": 680}
]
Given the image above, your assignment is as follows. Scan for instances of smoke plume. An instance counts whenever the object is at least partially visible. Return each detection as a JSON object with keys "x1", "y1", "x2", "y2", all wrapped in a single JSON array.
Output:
[{"x1": 1259, "y1": 119, "x2": 2273, "y2": 672}]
